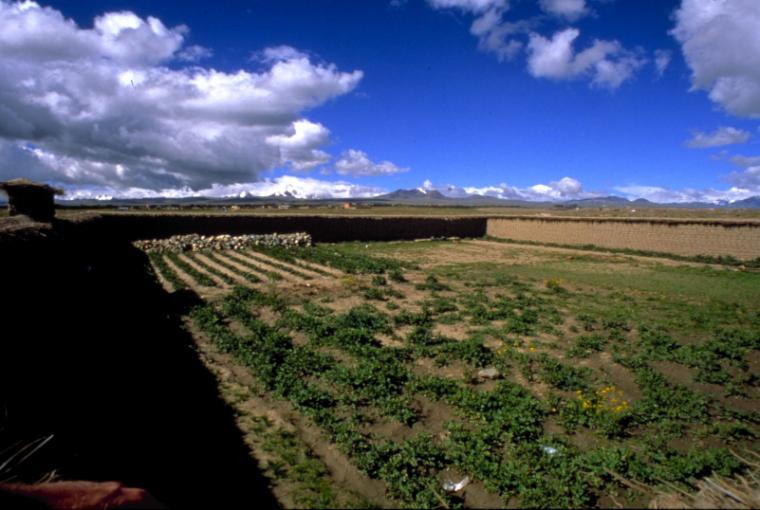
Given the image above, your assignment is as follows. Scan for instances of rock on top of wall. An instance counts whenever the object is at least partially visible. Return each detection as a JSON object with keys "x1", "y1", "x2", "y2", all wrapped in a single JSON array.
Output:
[{"x1": 134, "y1": 232, "x2": 311, "y2": 253}]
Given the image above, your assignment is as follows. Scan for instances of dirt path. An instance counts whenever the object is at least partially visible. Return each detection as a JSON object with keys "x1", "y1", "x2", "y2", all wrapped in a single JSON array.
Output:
[
  {"x1": 231, "y1": 251, "x2": 306, "y2": 283},
  {"x1": 193, "y1": 252, "x2": 258, "y2": 289},
  {"x1": 162, "y1": 255, "x2": 225, "y2": 300},
  {"x1": 178, "y1": 252, "x2": 230, "y2": 288}
]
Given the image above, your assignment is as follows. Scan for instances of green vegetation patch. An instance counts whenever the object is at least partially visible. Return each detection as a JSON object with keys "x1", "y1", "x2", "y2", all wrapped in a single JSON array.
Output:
[{"x1": 181, "y1": 239, "x2": 759, "y2": 508}]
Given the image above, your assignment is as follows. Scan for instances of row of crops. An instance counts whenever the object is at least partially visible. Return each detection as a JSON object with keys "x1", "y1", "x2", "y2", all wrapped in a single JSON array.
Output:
[{"x1": 146, "y1": 242, "x2": 759, "y2": 508}]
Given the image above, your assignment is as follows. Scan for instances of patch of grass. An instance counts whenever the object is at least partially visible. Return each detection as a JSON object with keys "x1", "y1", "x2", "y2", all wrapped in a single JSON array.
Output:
[
  {"x1": 183, "y1": 240, "x2": 760, "y2": 508},
  {"x1": 414, "y1": 274, "x2": 451, "y2": 292},
  {"x1": 539, "y1": 353, "x2": 594, "y2": 391},
  {"x1": 567, "y1": 334, "x2": 607, "y2": 358},
  {"x1": 284, "y1": 244, "x2": 411, "y2": 274}
]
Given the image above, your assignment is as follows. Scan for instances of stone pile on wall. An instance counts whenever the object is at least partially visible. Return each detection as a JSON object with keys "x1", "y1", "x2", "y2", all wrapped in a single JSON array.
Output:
[{"x1": 134, "y1": 232, "x2": 311, "y2": 253}]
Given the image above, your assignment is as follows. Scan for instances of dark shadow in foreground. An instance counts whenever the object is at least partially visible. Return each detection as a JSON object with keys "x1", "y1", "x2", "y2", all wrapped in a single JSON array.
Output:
[{"x1": 0, "y1": 221, "x2": 278, "y2": 508}]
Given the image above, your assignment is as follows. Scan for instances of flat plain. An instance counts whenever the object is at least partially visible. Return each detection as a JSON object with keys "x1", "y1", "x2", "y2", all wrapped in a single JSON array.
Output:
[
  {"x1": 145, "y1": 236, "x2": 760, "y2": 508},
  {"x1": 59, "y1": 204, "x2": 760, "y2": 219}
]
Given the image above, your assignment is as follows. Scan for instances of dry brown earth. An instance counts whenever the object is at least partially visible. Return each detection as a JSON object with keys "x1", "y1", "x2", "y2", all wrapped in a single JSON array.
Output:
[{"x1": 486, "y1": 217, "x2": 760, "y2": 259}]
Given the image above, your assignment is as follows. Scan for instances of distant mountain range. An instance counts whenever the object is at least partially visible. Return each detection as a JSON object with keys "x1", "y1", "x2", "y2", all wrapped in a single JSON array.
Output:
[
  {"x1": 362, "y1": 189, "x2": 760, "y2": 209},
  {"x1": 3, "y1": 188, "x2": 759, "y2": 209}
]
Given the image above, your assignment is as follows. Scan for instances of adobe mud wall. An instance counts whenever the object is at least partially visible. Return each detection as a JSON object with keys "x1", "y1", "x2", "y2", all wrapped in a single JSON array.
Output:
[
  {"x1": 486, "y1": 217, "x2": 760, "y2": 260},
  {"x1": 88, "y1": 214, "x2": 487, "y2": 242}
]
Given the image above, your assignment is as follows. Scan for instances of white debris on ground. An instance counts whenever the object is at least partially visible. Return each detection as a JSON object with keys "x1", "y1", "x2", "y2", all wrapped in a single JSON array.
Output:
[
  {"x1": 442, "y1": 476, "x2": 471, "y2": 492},
  {"x1": 134, "y1": 232, "x2": 311, "y2": 253},
  {"x1": 477, "y1": 367, "x2": 501, "y2": 380}
]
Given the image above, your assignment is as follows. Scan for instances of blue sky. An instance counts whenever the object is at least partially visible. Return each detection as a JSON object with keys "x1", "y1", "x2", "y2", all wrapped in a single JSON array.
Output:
[{"x1": 1, "y1": 0, "x2": 759, "y2": 202}]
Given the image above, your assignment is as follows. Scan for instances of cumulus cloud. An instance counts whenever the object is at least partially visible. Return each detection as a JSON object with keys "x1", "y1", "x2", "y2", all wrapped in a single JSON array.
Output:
[
  {"x1": 538, "y1": 0, "x2": 589, "y2": 21},
  {"x1": 334, "y1": 149, "x2": 408, "y2": 177},
  {"x1": 469, "y1": 8, "x2": 528, "y2": 61},
  {"x1": 686, "y1": 126, "x2": 751, "y2": 148},
  {"x1": 428, "y1": 0, "x2": 644, "y2": 87},
  {"x1": 527, "y1": 28, "x2": 645, "y2": 88},
  {"x1": 427, "y1": 0, "x2": 506, "y2": 13},
  {"x1": 731, "y1": 154, "x2": 760, "y2": 168},
  {"x1": 0, "y1": 1, "x2": 363, "y2": 194},
  {"x1": 671, "y1": 0, "x2": 760, "y2": 118},
  {"x1": 422, "y1": 176, "x2": 594, "y2": 201},
  {"x1": 615, "y1": 149, "x2": 760, "y2": 203},
  {"x1": 728, "y1": 166, "x2": 760, "y2": 190},
  {"x1": 176, "y1": 44, "x2": 213, "y2": 62},
  {"x1": 57, "y1": 175, "x2": 386, "y2": 201},
  {"x1": 253, "y1": 45, "x2": 309, "y2": 63},
  {"x1": 428, "y1": 0, "x2": 525, "y2": 61},
  {"x1": 726, "y1": 153, "x2": 760, "y2": 190},
  {"x1": 614, "y1": 185, "x2": 757, "y2": 204},
  {"x1": 265, "y1": 120, "x2": 331, "y2": 171}
]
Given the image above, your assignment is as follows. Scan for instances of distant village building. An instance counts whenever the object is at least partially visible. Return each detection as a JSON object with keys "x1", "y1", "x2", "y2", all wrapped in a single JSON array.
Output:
[{"x1": 0, "y1": 179, "x2": 63, "y2": 222}]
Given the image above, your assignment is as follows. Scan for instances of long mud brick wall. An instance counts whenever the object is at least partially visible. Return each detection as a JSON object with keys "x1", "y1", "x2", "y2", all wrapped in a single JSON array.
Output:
[
  {"x1": 486, "y1": 217, "x2": 760, "y2": 260},
  {"x1": 86, "y1": 214, "x2": 487, "y2": 242}
]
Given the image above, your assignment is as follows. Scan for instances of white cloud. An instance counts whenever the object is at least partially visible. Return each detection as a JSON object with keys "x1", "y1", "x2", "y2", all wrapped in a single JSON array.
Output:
[
  {"x1": 731, "y1": 154, "x2": 760, "y2": 168},
  {"x1": 334, "y1": 149, "x2": 408, "y2": 177},
  {"x1": 429, "y1": 0, "x2": 524, "y2": 61},
  {"x1": 654, "y1": 48, "x2": 671, "y2": 77},
  {"x1": 614, "y1": 150, "x2": 760, "y2": 203},
  {"x1": 728, "y1": 166, "x2": 760, "y2": 189},
  {"x1": 727, "y1": 153, "x2": 760, "y2": 190},
  {"x1": 538, "y1": 0, "x2": 589, "y2": 21},
  {"x1": 423, "y1": 176, "x2": 594, "y2": 201},
  {"x1": 427, "y1": 0, "x2": 506, "y2": 14},
  {"x1": 254, "y1": 45, "x2": 309, "y2": 63},
  {"x1": 686, "y1": 126, "x2": 751, "y2": 148},
  {"x1": 265, "y1": 119, "x2": 331, "y2": 171},
  {"x1": 469, "y1": 8, "x2": 527, "y2": 61},
  {"x1": 0, "y1": 1, "x2": 363, "y2": 194},
  {"x1": 614, "y1": 184, "x2": 757, "y2": 204},
  {"x1": 671, "y1": 0, "x2": 760, "y2": 118},
  {"x1": 527, "y1": 28, "x2": 644, "y2": 89},
  {"x1": 176, "y1": 44, "x2": 212, "y2": 62},
  {"x1": 58, "y1": 175, "x2": 386, "y2": 200}
]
